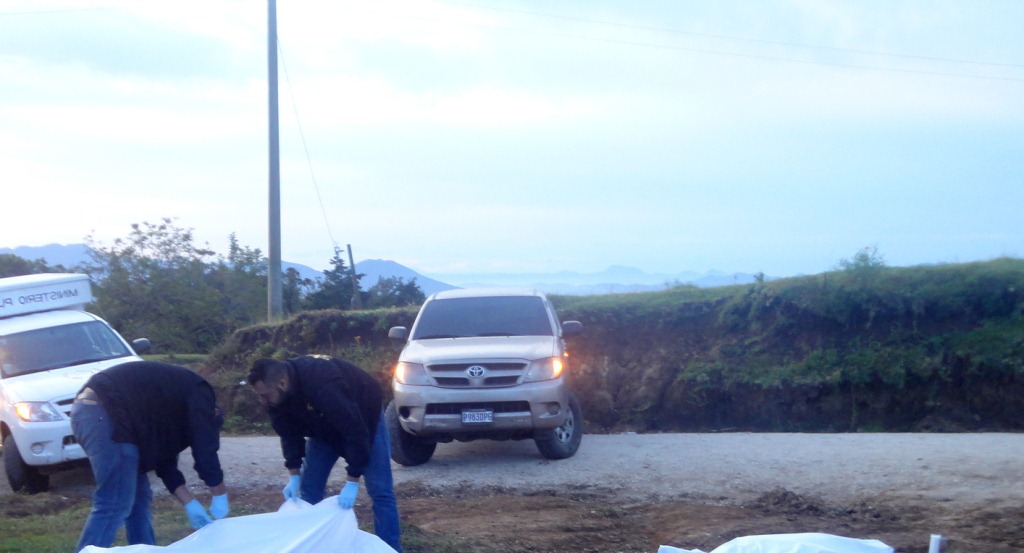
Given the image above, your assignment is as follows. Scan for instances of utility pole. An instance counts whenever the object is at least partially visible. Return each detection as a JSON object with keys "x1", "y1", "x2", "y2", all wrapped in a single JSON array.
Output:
[
  {"x1": 266, "y1": 0, "x2": 283, "y2": 321},
  {"x1": 347, "y1": 243, "x2": 362, "y2": 309}
]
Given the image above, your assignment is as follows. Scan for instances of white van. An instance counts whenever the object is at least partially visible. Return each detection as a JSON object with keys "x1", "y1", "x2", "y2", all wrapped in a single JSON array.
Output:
[{"x1": 0, "y1": 273, "x2": 149, "y2": 492}]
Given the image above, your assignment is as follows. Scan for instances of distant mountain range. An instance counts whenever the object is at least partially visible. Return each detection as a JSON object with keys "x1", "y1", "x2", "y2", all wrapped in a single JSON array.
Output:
[
  {"x1": 423, "y1": 264, "x2": 767, "y2": 295},
  {"x1": 355, "y1": 259, "x2": 457, "y2": 296},
  {"x1": 2, "y1": 244, "x2": 771, "y2": 297},
  {"x1": 1, "y1": 243, "x2": 92, "y2": 269}
]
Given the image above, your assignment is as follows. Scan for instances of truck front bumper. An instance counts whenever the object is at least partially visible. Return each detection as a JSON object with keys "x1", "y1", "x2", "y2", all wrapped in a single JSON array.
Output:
[
  {"x1": 6, "y1": 418, "x2": 86, "y2": 468},
  {"x1": 393, "y1": 378, "x2": 569, "y2": 437}
]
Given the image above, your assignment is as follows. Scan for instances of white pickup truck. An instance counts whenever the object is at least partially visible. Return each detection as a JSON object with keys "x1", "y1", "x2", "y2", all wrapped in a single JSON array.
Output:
[
  {"x1": 386, "y1": 288, "x2": 583, "y2": 466},
  {"x1": 0, "y1": 273, "x2": 149, "y2": 492}
]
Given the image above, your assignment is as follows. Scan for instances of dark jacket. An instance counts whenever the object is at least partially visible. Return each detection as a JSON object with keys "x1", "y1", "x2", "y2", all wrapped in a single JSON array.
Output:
[
  {"x1": 84, "y1": 361, "x2": 224, "y2": 493},
  {"x1": 267, "y1": 355, "x2": 383, "y2": 478}
]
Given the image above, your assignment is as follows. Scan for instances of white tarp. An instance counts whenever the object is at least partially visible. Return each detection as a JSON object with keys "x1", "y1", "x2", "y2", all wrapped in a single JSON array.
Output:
[
  {"x1": 659, "y1": 532, "x2": 894, "y2": 553},
  {"x1": 81, "y1": 497, "x2": 396, "y2": 553}
]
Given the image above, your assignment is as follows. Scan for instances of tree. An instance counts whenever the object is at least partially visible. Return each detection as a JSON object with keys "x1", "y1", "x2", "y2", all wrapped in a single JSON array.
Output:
[
  {"x1": 282, "y1": 267, "x2": 312, "y2": 315},
  {"x1": 302, "y1": 247, "x2": 364, "y2": 311},
  {"x1": 208, "y1": 233, "x2": 267, "y2": 328},
  {"x1": 364, "y1": 276, "x2": 426, "y2": 308},
  {"x1": 828, "y1": 245, "x2": 890, "y2": 329},
  {"x1": 838, "y1": 245, "x2": 886, "y2": 273},
  {"x1": 0, "y1": 254, "x2": 57, "y2": 278},
  {"x1": 84, "y1": 219, "x2": 229, "y2": 352}
]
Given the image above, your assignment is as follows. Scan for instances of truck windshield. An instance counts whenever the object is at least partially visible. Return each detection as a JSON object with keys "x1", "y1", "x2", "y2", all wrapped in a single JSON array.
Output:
[
  {"x1": 0, "y1": 321, "x2": 134, "y2": 378},
  {"x1": 411, "y1": 296, "x2": 554, "y2": 340}
]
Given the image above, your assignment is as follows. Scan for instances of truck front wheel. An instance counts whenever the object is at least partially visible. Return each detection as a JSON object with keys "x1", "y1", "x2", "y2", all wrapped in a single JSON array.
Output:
[
  {"x1": 4, "y1": 434, "x2": 49, "y2": 493},
  {"x1": 535, "y1": 391, "x2": 584, "y2": 460},
  {"x1": 385, "y1": 401, "x2": 437, "y2": 466}
]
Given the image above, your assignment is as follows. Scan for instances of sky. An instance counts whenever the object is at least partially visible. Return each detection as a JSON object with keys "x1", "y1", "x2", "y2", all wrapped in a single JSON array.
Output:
[{"x1": 1, "y1": 1, "x2": 1022, "y2": 278}]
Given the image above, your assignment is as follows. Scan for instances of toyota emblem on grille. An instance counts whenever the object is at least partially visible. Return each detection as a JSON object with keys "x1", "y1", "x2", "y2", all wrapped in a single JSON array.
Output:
[{"x1": 466, "y1": 365, "x2": 486, "y2": 377}]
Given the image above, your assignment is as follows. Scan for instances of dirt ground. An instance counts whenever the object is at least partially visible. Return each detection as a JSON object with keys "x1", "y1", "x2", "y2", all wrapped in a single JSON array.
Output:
[
  {"x1": 334, "y1": 433, "x2": 1024, "y2": 553},
  {"x1": 9, "y1": 433, "x2": 1024, "y2": 552}
]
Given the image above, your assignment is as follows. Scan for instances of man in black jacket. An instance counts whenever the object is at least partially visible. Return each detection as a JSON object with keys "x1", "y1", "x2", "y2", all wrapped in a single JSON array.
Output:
[
  {"x1": 71, "y1": 361, "x2": 229, "y2": 552},
  {"x1": 247, "y1": 355, "x2": 401, "y2": 551}
]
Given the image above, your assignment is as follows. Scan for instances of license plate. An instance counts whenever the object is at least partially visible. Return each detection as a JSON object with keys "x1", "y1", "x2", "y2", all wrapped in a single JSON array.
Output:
[{"x1": 462, "y1": 409, "x2": 493, "y2": 423}]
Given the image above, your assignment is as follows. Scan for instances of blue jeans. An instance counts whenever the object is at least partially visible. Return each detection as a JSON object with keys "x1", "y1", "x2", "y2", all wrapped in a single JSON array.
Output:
[
  {"x1": 71, "y1": 402, "x2": 155, "y2": 552},
  {"x1": 300, "y1": 412, "x2": 401, "y2": 552}
]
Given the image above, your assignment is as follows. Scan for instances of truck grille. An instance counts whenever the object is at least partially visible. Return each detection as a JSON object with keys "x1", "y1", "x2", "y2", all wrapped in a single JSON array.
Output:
[
  {"x1": 427, "y1": 362, "x2": 528, "y2": 388},
  {"x1": 426, "y1": 401, "x2": 530, "y2": 415},
  {"x1": 55, "y1": 397, "x2": 76, "y2": 419}
]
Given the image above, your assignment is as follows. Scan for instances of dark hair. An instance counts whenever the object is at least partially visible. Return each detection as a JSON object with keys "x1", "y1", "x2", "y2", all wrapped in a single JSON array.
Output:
[{"x1": 247, "y1": 358, "x2": 289, "y2": 386}]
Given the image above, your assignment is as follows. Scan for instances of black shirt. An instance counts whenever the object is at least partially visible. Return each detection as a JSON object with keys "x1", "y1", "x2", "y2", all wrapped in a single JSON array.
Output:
[
  {"x1": 267, "y1": 355, "x2": 383, "y2": 478},
  {"x1": 84, "y1": 361, "x2": 224, "y2": 493}
]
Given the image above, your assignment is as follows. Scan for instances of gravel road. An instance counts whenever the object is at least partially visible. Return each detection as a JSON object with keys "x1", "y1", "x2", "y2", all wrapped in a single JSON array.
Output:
[
  {"x1": 7, "y1": 433, "x2": 1024, "y2": 511},
  {"x1": 219, "y1": 432, "x2": 1024, "y2": 509}
]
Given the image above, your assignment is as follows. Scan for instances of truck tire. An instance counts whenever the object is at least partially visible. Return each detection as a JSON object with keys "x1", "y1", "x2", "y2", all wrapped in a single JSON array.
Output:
[
  {"x1": 385, "y1": 401, "x2": 436, "y2": 466},
  {"x1": 4, "y1": 434, "x2": 49, "y2": 493},
  {"x1": 535, "y1": 391, "x2": 583, "y2": 460}
]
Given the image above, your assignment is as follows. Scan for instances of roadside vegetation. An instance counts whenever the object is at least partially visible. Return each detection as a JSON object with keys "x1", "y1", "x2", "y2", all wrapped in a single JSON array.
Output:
[
  {"x1": 198, "y1": 250, "x2": 1024, "y2": 434},
  {"x1": 3, "y1": 228, "x2": 1022, "y2": 432},
  {"x1": 0, "y1": 219, "x2": 425, "y2": 354},
  {"x1": 556, "y1": 253, "x2": 1024, "y2": 432}
]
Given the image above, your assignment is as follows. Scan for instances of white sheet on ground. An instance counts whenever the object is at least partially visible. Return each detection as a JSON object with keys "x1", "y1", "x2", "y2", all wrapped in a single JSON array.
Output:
[
  {"x1": 658, "y1": 532, "x2": 894, "y2": 553},
  {"x1": 81, "y1": 497, "x2": 396, "y2": 553}
]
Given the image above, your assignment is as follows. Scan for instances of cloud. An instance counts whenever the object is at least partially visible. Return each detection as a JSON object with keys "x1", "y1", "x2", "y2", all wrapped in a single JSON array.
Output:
[{"x1": 0, "y1": 1, "x2": 1021, "y2": 277}]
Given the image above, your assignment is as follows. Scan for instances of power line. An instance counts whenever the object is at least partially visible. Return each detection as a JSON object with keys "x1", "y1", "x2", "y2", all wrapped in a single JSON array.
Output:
[
  {"x1": 379, "y1": 2, "x2": 1024, "y2": 83},
  {"x1": 485, "y1": 25, "x2": 1024, "y2": 83},
  {"x1": 277, "y1": 38, "x2": 339, "y2": 252},
  {"x1": 446, "y1": 0, "x2": 1024, "y2": 70},
  {"x1": 0, "y1": 7, "x2": 112, "y2": 16}
]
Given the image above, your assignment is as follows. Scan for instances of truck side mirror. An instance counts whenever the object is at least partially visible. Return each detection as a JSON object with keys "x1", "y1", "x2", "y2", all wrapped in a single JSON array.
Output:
[
  {"x1": 388, "y1": 326, "x2": 408, "y2": 341},
  {"x1": 132, "y1": 338, "x2": 152, "y2": 355},
  {"x1": 561, "y1": 320, "x2": 582, "y2": 337}
]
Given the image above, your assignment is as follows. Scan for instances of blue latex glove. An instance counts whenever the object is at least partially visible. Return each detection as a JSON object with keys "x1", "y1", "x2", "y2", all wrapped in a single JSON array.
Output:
[
  {"x1": 338, "y1": 481, "x2": 359, "y2": 509},
  {"x1": 184, "y1": 499, "x2": 213, "y2": 529},
  {"x1": 209, "y1": 493, "x2": 229, "y2": 519},
  {"x1": 283, "y1": 475, "x2": 301, "y2": 500}
]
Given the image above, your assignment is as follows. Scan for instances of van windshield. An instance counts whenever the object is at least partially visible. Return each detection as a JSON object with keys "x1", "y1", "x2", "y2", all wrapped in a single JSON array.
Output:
[
  {"x1": 0, "y1": 321, "x2": 134, "y2": 378},
  {"x1": 411, "y1": 296, "x2": 554, "y2": 340}
]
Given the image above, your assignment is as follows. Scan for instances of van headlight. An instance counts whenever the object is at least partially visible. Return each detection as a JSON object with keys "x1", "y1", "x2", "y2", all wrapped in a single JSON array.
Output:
[
  {"x1": 395, "y1": 362, "x2": 430, "y2": 385},
  {"x1": 523, "y1": 357, "x2": 564, "y2": 382},
  {"x1": 14, "y1": 401, "x2": 63, "y2": 422}
]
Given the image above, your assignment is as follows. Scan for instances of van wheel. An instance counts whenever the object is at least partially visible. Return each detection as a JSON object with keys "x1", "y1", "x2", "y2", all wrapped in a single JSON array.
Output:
[
  {"x1": 4, "y1": 435, "x2": 49, "y2": 493},
  {"x1": 385, "y1": 401, "x2": 436, "y2": 466},
  {"x1": 535, "y1": 392, "x2": 583, "y2": 460}
]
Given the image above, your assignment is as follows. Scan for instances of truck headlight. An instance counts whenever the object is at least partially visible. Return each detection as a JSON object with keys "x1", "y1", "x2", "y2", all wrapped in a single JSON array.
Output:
[
  {"x1": 523, "y1": 357, "x2": 564, "y2": 382},
  {"x1": 395, "y1": 362, "x2": 430, "y2": 385},
  {"x1": 14, "y1": 401, "x2": 63, "y2": 422}
]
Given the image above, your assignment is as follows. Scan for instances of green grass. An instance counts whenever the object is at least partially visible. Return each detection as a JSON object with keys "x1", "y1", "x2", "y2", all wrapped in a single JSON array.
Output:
[
  {"x1": 399, "y1": 523, "x2": 487, "y2": 553},
  {"x1": 142, "y1": 353, "x2": 207, "y2": 366},
  {"x1": 1, "y1": 510, "x2": 82, "y2": 552},
  {"x1": 0, "y1": 495, "x2": 196, "y2": 552},
  {"x1": 0, "y1": 492, "x2": 471, "y2": 553}
]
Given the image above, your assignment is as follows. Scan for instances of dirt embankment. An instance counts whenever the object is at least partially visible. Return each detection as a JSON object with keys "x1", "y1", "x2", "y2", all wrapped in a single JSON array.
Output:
[{"x1": 208, "y1": 288, "x2": 1024, "y2": 439}]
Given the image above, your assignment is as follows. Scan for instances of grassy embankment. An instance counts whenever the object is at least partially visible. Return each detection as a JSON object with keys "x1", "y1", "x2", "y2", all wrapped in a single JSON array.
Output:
[
  {"x1": 556, "y1": 256, "x2": 1024, "y2": 432},
  {"x1": 200, "y1": 256, "x2": 1024, "y2": 434}
]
